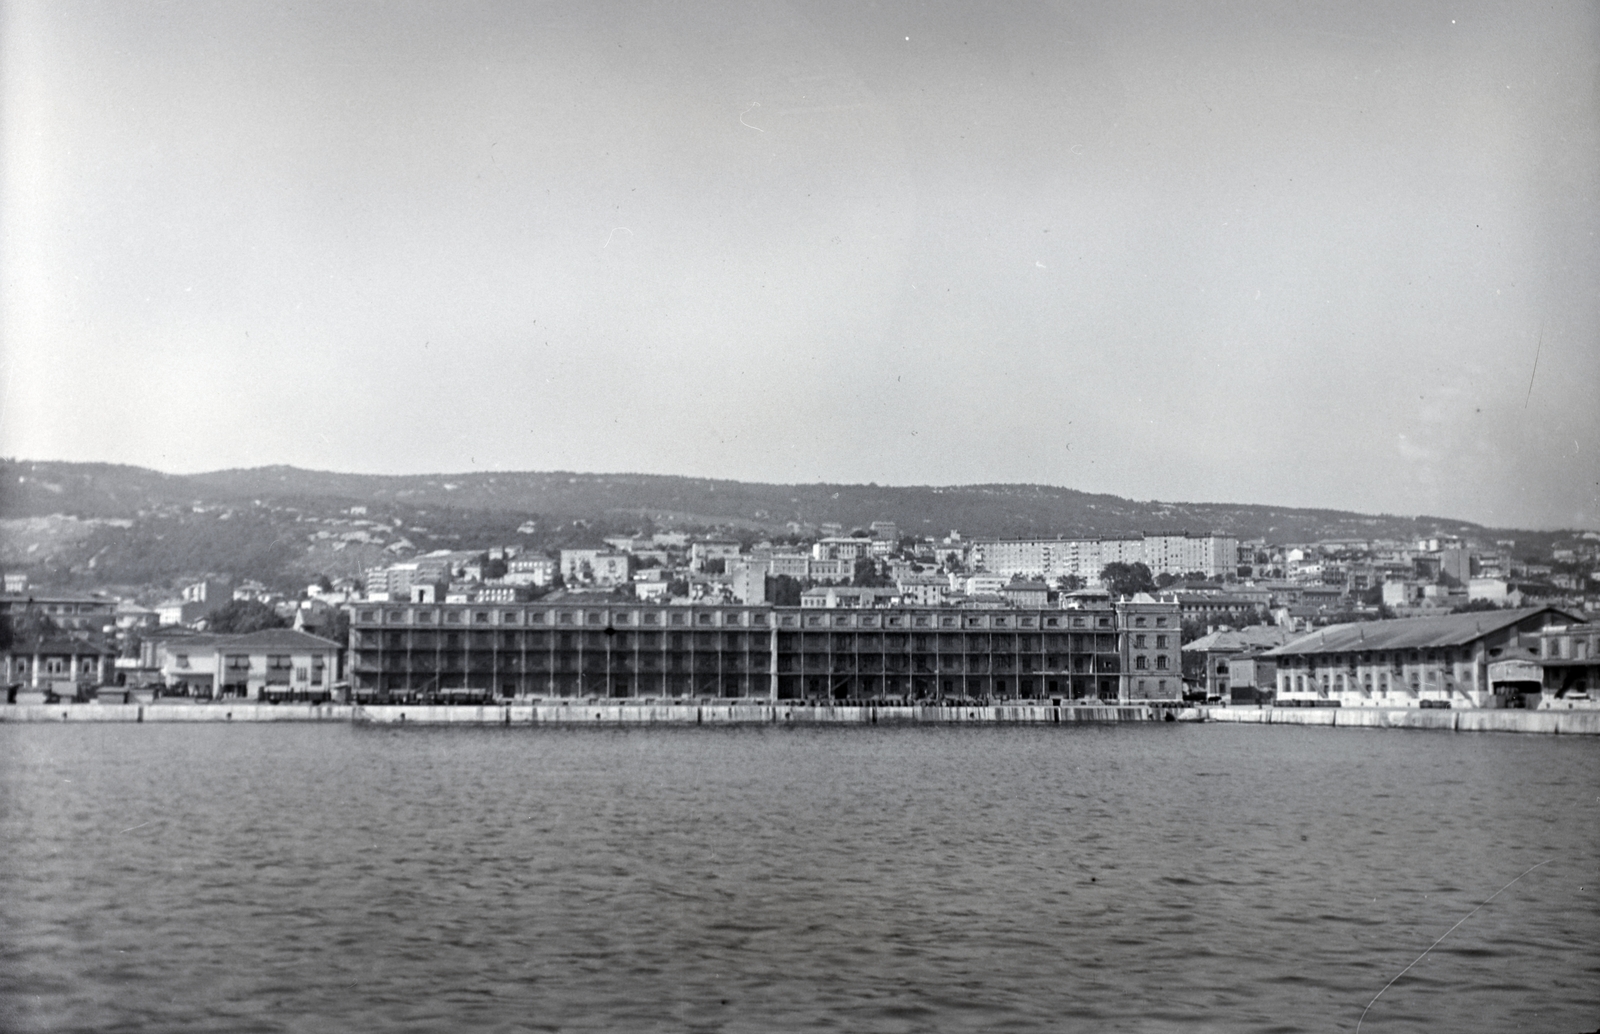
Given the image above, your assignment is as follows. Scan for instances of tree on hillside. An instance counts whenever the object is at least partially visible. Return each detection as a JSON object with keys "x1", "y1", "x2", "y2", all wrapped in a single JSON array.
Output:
[
  {"x1": 317, "y1": 608, "x2": 351, "y2": 646},
  {"x1": 1100, "y1": 562, "x2": 1156, "y2": 596},
  {"x1": 767, "y1": 574, "x2": 803, "y2": 606},
  {"x1": 1451, "y1": 598, "x2": 1504, "y2": 614},
  {"x1": 206, "y1": 599, "x2": 288, "y2": 634},
  {"x1": 851, "y1": 558, "x2": 894, "y2": 587},
  {"x1": 0, "y1": 608, "x2": 61, "y2": 649}
]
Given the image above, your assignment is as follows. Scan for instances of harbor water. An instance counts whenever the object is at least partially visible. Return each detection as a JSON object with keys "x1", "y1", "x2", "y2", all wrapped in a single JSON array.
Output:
[{"x1": 2, "y1": 723, "x2": 1596, "y2": 1033}]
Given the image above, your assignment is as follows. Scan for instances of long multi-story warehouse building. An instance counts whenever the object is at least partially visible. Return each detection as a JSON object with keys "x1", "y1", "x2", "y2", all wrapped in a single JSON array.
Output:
[
  {"x1": 968, "y1": 533, "x2": 1239, "y2": 581},
  {"x1": 346, "y1": 599, "x2": 1181, "y2": 704}
]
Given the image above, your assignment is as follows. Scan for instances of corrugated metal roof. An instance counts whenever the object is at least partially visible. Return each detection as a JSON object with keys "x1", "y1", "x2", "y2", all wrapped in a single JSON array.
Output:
[
  {"x1": 1267, "y1": 606, "x2": 1580, "y2": 656},
  {"x1": 1182, "y1": 625, "x2": 1297, "y2": 653}
]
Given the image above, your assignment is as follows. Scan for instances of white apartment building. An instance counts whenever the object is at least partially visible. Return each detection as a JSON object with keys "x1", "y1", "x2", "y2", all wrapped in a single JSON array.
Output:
[{"x1": 968, "y1": 533, "x2": 1239, "y2": 582}]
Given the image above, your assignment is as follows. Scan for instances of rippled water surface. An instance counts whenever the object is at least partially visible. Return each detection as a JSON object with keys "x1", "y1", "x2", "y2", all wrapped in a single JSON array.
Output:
[{"x1": 2, "y1": 723, "x2": 1597, "y2": 1033}]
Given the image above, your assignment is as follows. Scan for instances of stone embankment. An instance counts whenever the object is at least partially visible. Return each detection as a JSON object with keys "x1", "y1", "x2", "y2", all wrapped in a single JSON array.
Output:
[
  {"x1": 351, "y1": 703, "x2": 1153, "y2": 725},
  {"x1": 6, "y1": 703, "x2": 1595, "y2": 734},
  {"x1": 1202, "y1": 705, "x2": 1600, "y2": 735},
  {"x1": 1, "y1": 703, "x2": 352, "y2": 722},
  {"x1": 0, "y1": 702, "x2": 1151, "y2": 725}
]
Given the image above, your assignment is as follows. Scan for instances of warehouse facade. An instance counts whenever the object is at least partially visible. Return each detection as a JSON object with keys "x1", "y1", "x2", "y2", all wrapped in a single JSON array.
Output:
[{"x1": 347, "y1": 598, "x2": 1181, "y2": 704}]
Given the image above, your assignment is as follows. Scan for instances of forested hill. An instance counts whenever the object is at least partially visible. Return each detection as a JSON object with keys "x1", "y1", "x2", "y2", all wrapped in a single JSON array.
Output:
[{"x1": 5, "y1": 459, "x2": 1505, "y2": 543}]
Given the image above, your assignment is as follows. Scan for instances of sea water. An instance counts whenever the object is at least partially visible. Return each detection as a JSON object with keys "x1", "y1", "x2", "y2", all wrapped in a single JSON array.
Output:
[{"x1": 2, "y1": 723, "x2": 1596, "y2": 1033}]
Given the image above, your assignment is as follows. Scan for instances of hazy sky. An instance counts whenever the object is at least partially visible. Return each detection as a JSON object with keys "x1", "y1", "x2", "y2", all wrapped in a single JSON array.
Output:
[{"x1": 3, "y1": 1, "x2": 1597, "y2": 529}]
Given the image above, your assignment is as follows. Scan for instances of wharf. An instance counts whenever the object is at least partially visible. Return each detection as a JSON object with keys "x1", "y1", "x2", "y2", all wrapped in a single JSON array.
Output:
[
  {"x1": 6, "y1": 703, "x2": 1595, "y2": 734},
  {"x1": 0, "y1": 702, "x2": 1152, "y2": 725},
  {"x1": 0, "y1": 703, "x2": 352, "y2": 722},
  {"x1": 1200, "y1": 704, "x2": 1600, "y2": 735},
  {"x1": 352, "y1": 703, "x2": 1154, "y2": 725}
]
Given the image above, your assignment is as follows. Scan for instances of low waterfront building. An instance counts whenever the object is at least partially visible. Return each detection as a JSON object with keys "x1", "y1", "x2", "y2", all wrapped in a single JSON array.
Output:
[
  {"x1": 1533, "y1": 621, "x2": 1599, "y2": 709},
  {"x1": 3, "y1": 633, "x2": 117, "y2": 701},
  {"x1": 345, "y1": 599, "x2": 1181, "y2": 704},
  {"x1": 1181, "y1": 625, "x2": 1298, "y2": 703},
  {"x1": 147, "y1": 628, "x2": 343, "y2": 701},
  {"x1": 1267, "y1": 606, "x2": 1581, "y2": 708}
]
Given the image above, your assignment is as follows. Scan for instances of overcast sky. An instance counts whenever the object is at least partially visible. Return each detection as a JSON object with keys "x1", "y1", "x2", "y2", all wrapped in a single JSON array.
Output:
[{"x1": 2, "y1": 1, "x2": 1596, "y2": 530}]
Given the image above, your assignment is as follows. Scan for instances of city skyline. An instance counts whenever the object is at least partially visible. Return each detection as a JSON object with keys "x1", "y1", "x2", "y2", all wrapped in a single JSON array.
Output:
[{"x1": 3, "y1": 1, "x2": 1597, "y2": 531}]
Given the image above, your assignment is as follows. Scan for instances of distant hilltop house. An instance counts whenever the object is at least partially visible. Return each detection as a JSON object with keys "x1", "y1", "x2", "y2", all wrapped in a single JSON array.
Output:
[
  {"x1": 560, "y1": 549, "x2": 632, "y2": 585},
  {"x1": 502, "y1": 555, "x2": 556, "y2": 587},
  {"x1": 155, "y1": 578, "x2": 232, "y2": 626}
]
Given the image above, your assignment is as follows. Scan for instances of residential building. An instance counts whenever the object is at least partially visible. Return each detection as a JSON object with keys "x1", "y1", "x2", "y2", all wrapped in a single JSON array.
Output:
[
  {"x1": 896, "y1": 574, "x2": 949, "y2": 607},
  {"x1": 962, "y1": 573, "x2": 1008, "y2": 596},
  {"x1": 764, "y1": 553, "x2": 811, "y2": 579},
  {"x1": 800, "y1": 587, "x2": 901, "y2": 609},
  {"x1": 1169, "y1": 591, "x2": 1273, "y2": 626},
  {"x1": 968, "y1": 533, "x2": 1239, "y2": 582},
  {"x1": 0, "y1": 591, "x2": 118, "y2": 632},
  {"x1": 503, "y1": 555, "x2": 557, "y2": 587},
  {"x1": 689, "y1": 540, "x2": 741, "y2": 572},
  {"x1": 807, "y1": 558, "x2": 851, "y2": 582},
  {"x1": 560, "y1": 549, "x2": 632, "y2": 585},
  {"x1": 1003, "y1": 580, "x2": 1050, "y2": 608},
  {"x1": 811, "y1": 537, "x2": 874, "y2": 562},
  {"x1": 729, "y1": 559, "x2": 770, "y2": 605}
]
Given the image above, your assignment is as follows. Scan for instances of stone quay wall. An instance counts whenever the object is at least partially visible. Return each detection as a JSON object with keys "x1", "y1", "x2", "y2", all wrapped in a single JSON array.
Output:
[
  {"x1": 1, "y1": 702, "x2": 1152, "y2": 725},
  {"x1": 1202, "y1": 705, "x2": 1600, "y2": 736}
]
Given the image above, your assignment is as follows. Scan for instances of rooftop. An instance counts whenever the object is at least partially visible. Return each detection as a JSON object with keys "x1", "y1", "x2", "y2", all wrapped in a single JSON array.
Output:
[
  {"x1": 1268, "y1": 606, "x2": 1582, "y2": 656},
  {"x1": 1183, "y1": 625, "x2": 1298, "y2": 654}
]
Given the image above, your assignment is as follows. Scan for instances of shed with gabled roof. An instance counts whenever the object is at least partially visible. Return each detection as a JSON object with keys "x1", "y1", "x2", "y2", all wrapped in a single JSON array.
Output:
[{"x1": 1265, "y1": 606, "x2": 1582, "y2": 708}]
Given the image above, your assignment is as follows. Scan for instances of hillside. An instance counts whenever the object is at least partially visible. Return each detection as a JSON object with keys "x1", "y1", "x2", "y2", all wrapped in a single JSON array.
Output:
[{"x1": 0, "y1": 459, "x2": 1579, "y2": 594}]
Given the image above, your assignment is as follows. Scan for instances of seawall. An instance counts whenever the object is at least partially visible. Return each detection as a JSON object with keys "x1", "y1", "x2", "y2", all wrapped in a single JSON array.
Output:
[
  {"x1": 0, "y1": 702, "x2": 1152, "y2": 725},
  {"x1": 351, "y1": 703, "x2": 1156, "y2": 725},
  {"x1": 1202, "y1": 705, "x2": 1600, "y2": 736},
  {"x1": 0, "y1": 703, "x2": 353, "y2": 723},
  {"x1": 7, "y1": 702, "x2": 1593, "y2": 734}
]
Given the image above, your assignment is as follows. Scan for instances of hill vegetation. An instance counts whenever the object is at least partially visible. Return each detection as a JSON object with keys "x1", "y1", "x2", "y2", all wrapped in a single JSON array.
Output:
[{"x1": 0, "y1": 459, "x2": 1581, "y2": 595}]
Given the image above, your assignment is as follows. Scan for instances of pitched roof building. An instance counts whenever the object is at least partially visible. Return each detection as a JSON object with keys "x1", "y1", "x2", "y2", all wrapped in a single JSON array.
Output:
[{"x1": 1266, "y1": 606, "x2": 1581, "y2": 708}]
